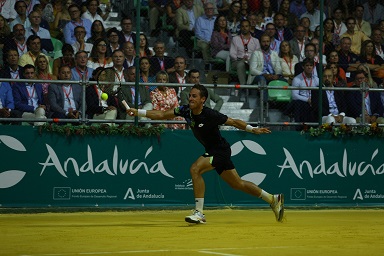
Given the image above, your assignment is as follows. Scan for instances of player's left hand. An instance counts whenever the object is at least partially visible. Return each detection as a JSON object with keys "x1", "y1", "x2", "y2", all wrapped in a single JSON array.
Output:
[{"x1": 252, "y1": 127, "x2": 272, "y2": 134}]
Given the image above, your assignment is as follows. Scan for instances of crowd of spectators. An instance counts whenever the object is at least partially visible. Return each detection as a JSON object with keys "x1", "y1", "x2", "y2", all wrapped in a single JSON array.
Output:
[{"x1": 0, "y1": 0, "x2": 384, "y2": 128}]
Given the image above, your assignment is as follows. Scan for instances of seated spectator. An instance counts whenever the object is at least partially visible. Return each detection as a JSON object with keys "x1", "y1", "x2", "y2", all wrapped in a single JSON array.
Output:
[
  {"x1": 0, "y1": 14, "x2": 11, "y2": 65},
  {"x1": 0, "y1": 0, "x2": 17, "y2": 22},
  {"x1": 168, "y1": 55, "x2": 187, "y2": 95},
  {"x1": 294, "y1": 42, "x2": 320, "y2": 77},
  {"x1": 229, "y1": 19, "x2": 260, "y2": 86},
  {"x1": 86, "y1": 67, "x2": 117, "y2": 125},
  {"x1": 71, "y1": 25, "x2": 93, "y2": 54},
  {"x1": 52, "y1": 0, "x2": 71, "y2": 40},
  {"x1": 175, "y1": 0, "x2": 204, "y2": 56},
  {"x1": 150, "y1": 71, "x2": 185, "y2": 129},
  {"x1": 326, "y1": 50, "x2": 346, "y2": 81},
  {"x1": 139, "y1": 34, "x2": 153, "y2": 57},
  {"x1": 300, "y1": 16, "x2": 313, "y2": 40},
  {"x1": 327, "y1": 62, "x2": 347, "y2": 87},
  {"x1": 311, "y1": 68, "x2": 356, "y2": 124},
  {"x1": 81, "y1": 0, "x2": 106, "y2": 28},
  {"x1": 248, "y1": 34, "x2": 283, "y2": 87},
  {"x1": 18, "y1": 35, "x2": 50, "y2": 71},
  {"x1": 0, "y1": 49, "x2": 24, "y2": 79},
  {"x1": 332, "y1": 7, "x2": 347, "y2": 37},
  {"x1": 140, "y1": 56, "x2": 156, "y2": 92},
  {"x1": 274, "y1": 12, "x2": 294, "y2": 42},
  {"x1": 323, "y1": 18, "x2": 340, "y2": 55},
  {"x1": 149, "y1": 40, "x2": 175, "y2": 75},
  {"x1": 346, "y1": 70, "x2": 384, "y2": 124},
  {"x1": 363, "y1": 0, "x2": 384, "y2": 25},
  {"x1": 71, "y1": 50, "x2": 93, "y2": 80},
  {"x1": 106, "y1": 27, "x2": 120, "y2": 53},
  {"x1": 340, "y1": 17, "x2": 370, "y2": 55},
  {"x1": 227, "y1": 1, "x2": 241, "y2": 37},
  {"x1": 180, "y1": 69, "x2": 223, "y2": 111},
  {"x1": 289, "y1": 25, "x2": 309, "y2": 62},
  {"x1": 372, "y1": 28, "x2": 384, "y2": 60},
  {"x1": 52, "y1": 43, "x2": 75, "y2": 77},
  {"x1": 9, "y1": 0, "x2": 31, "y2": 31},
  {"x1": 166, "y1": 0, "x2": 181, "y2": 31},
  {"x1": 12, "y1": 64, "x2": 47, "y2": 126},
  {"x1": 338, "y1": 37, "x2": 360, "y2": 86},
  {"x1": 300, "y1": 0, "x2": 325, "y2": 32},
  {"x1": 210, "y1": 15, "x2": 232, "y2": 71},
  {"x1": 248, "y1": 12, "x2": 264, "y2": 40},
  {"x1": 35, "y1": 54, "x2": 56, "y2": 106},
  {"x1": 122, "y1": 41, "x2": 135, "y2": 69},
  {"x1": 264, "y1": 23, "x2": 281, "y2": 54},
  {"x1": 86, "y1": 20, "x2": 106, "y2": 44},
  {"x1": 194, "y1": 2, "x2": 216, "y2": 62},
  {"x1": 63, "y1": 4, "x2": 92, "y2": 45},
  {"x1": 117, "y1": 66, "x2": 153, "y2": 120},
  {"x1": 279, "y1": 40, "x2": 298, "y2": 84},
  {"x1": 309, "y1": 37, "x2": 327, "y2": 65},
  {"x1": 32, "y1": 3, "x2": 51, "y2": 30},
  {"x1": 290, "y1": 0, "x2": 307, "y2": 20},
  {"x1": 0, "y1": 81, "x2": 20, "y2": 124},
  {"x1": 25, "y1": 10, "x2": 53, "y2": 53},
  {"x1": 111, "y1": 49, "x2": 125, "y2": 94},
  {"x1": 259, "y1": 0, "x2": 275, "y2": 25},
  {"x1": 286, "y1": 58, "x2": 319, "y2": 124},
  {"x1": 3, "y1": 24, "x2": 27, "y2": 60},
  {"x1": 359, "y1": 40, "x2": 384, "y2": 85},
  {"x1": 87, "y1": 38, "x2": 113, "y2": 69},
  {"x1": 117, "y1": 17, "x2": 136, "y2": 46},
  {"x1": 354, "y1": 5, "x2": 371, "y2": 37},
  {"x1": 279, "y1": 0, "x2": 299, "y2": 31},
  {"x1": 48, "y1": 65, "x2": 82, "y2": 120},
  {"x1": 357, "y1": 63, "x2": 378, "y2": 88}
]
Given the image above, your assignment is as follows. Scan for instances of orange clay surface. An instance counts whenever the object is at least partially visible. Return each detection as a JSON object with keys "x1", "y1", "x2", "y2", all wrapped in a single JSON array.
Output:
[{"x1": 1, "y1": 209, "x2": 384, "y2": 256}]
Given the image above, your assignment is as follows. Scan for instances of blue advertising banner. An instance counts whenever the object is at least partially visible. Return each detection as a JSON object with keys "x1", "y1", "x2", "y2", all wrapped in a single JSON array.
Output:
[{"x1": 0, "y1": 126, "x2": 383, "y2": 207}]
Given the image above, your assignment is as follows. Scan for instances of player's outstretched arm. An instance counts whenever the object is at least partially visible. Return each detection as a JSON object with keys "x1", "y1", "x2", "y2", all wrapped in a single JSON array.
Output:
[
  {"x1": 127, "y1": 108, "x2": 176, "y2": 120},
  {"x1": 225, "y1": 117, "x2": 271, "y2": 134}
]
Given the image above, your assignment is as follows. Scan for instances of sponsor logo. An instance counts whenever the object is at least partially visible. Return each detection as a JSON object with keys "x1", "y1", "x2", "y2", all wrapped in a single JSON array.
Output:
[
  {"x1": 231, "y1": 140, "x2": 267, "y2": 185},
  {"x1": 53, "y1": 187, "x2": 71, "y2": 200},
  {"x1": 175, "y1": 179, "x2": 193, "y2": 190},
  {"x1": 291, "y1": 188, "x2": 306, "y2": 200},
  {"x1": 0, "y1": 136, "x2": 27, "y2": 189}
]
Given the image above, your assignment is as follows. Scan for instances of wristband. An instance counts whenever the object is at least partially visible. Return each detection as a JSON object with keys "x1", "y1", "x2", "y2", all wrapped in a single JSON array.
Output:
[
  {"x1": 245, "y1": 125, "x2": 254, "y2": 132},
  {"x1": 138, "y1": 109, "x2": 147, "y2": 117}
]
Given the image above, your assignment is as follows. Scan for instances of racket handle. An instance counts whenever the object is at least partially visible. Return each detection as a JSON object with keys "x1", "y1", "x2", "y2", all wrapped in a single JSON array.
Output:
[{"x1": 122, "y1": 100, "x2": 130, "y2": 110}]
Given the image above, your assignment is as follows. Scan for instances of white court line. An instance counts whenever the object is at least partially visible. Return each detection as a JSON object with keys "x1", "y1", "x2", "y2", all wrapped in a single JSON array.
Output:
[
  {"x1": 198, "y1": 250, "x2": 242, "y2": 256},
  {"x1": 19, "y1": 246, "x2": 299, "y2": 256}
]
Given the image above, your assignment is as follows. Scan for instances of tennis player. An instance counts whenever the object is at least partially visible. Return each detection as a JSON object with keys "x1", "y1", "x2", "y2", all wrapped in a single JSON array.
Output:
[{"x1": 127, "y1": 84, "x2": 284, "y2": 223}]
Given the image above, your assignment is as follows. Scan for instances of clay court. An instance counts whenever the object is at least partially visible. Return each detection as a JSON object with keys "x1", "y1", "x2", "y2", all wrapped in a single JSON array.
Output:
[{"x1": 1, "y1": 208, "x2": 384, "y2": 256}]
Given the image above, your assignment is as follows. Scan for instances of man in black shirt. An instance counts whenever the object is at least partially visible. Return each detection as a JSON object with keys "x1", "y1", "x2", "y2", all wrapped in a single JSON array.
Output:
[{"x1": 127, "y1": 84, "x2": 285, "y2": 224}]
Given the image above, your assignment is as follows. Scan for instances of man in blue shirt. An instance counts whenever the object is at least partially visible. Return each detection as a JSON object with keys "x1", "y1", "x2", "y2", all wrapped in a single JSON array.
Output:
[
  {"x1": 63, "y1": 4, "x2": 92, "y2": 45},
  {"x1": 194, "y1": 3, "x2": 216, "y2": 61},
  {"x1": 0, "y1": 81, "x2": 21, "y2": 124}
]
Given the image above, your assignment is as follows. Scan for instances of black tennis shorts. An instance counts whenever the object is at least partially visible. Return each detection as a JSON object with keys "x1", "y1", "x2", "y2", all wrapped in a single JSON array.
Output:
[{"x1": 202, "y1": 146, "x2": 235, "y2": 175}]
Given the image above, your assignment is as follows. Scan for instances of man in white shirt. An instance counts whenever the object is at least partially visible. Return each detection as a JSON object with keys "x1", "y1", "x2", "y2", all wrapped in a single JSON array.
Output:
[
  {"x1": 25, "y1": 10, "x2": 53, "y2": 53},
  {"x1": 9, "y1": 0, "x2": 31, "y2": 31},
  {"x1": 300, "y1": 0, "x2": 326, "y2": 32},
  {"x1": 71, "y1": 26, "x2": 93, "y2": 55},
  {"x1": 289, "y1": 57, "x2": 319, "y2": 123},
  {"x1": 81, "y1": 0, "x2": 106, "y2": 28},
  {"x1": 332, "y1": 8, "x2": 347, "y2": 37}
]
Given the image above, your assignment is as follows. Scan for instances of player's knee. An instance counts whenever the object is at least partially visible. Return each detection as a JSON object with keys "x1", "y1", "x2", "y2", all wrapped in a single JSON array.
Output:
[{"x1": 189, "y1": 163, "x2": 200, "y2": 177}]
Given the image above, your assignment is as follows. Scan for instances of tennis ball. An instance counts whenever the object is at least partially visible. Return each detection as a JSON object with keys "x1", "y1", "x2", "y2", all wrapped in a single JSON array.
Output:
[{"x1": 101, "y1": 93, "x2": 108, "y2": 101}]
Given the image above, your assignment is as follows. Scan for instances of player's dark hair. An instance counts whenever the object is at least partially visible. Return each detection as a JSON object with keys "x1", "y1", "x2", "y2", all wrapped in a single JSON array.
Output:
[{"x1": 192, "y1": 84, "x2": 208, "y2": 102}]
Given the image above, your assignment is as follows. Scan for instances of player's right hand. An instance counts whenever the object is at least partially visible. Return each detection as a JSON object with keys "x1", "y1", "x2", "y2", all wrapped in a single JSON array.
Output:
[{"x1": 127, "y1": 108, "x2": 138, "y2": 116}]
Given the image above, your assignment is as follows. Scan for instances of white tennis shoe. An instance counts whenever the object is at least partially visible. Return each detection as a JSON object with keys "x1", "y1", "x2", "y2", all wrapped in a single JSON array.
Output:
[
  {"x1": 270, "y1": 194, "x2": 285, "y2": 222},
  {"x1": 185, "y1": 210, "x2": 206, "y2": 224}
]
